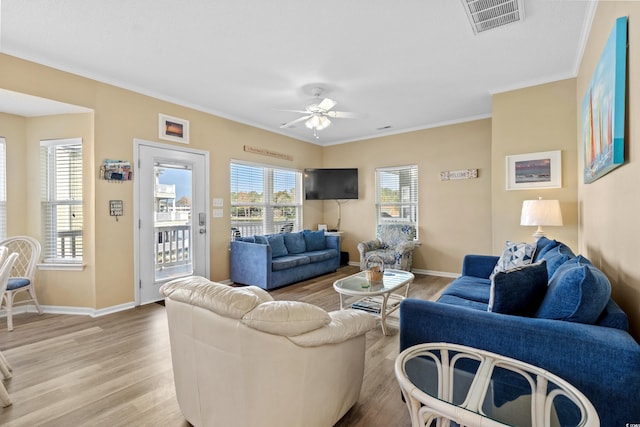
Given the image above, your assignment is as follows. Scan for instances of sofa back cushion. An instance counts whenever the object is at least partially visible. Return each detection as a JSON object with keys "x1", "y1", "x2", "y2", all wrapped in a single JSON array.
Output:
[
  {"x1": 303, "y1": 229, "x2": 326, "y2": 251},
  {"x1": 535, "y1": 255, "x2": 611, "y2": 324},
  {"x1": 241, "y1": 300, "x2": 330, "y2": 336},
  {"x1": 283, "y1": 232, "x2": 307, "y2": 254},
  {"x1": 267, "y1": 234, "x2": 289, "y2": 258},
  {"x1": 489, "y1": 260, "x2": 548, "y2": 316},
  {"x1": 539, "y1": 243, "x2": 575, "y2": 279}
]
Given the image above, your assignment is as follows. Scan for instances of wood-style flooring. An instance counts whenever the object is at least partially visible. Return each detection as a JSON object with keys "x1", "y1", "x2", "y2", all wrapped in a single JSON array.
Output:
[{"x1": 0, "y1": 266, "x2": 451, "y2": 426}]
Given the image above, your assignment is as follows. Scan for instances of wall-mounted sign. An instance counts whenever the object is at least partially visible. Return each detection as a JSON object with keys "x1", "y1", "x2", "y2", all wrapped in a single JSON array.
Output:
[{"x1": 440, "y1": 169, "x2": 478, "y2": 181}]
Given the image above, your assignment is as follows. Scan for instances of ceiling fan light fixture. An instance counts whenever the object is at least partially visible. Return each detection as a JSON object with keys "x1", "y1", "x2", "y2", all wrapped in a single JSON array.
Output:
[{"x1": 305, "y1": 114, "x2": 331, "y2": 130}]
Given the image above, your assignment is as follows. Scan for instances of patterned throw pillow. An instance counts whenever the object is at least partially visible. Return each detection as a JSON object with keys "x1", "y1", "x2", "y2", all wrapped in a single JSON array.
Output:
[{"x1": 490, "y1": 240, "x2": 536, "y2": 280}]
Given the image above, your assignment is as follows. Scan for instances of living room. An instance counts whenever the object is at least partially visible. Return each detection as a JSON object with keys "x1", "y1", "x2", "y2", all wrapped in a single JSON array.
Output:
[{"x1": 0, "y1": 1, "x2": 639, "y2": 423}]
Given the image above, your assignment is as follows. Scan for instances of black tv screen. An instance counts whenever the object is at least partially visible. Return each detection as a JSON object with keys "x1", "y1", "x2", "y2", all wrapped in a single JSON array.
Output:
[{"x1": 304, "y1": 168, "x2": 359, "y2": 200}]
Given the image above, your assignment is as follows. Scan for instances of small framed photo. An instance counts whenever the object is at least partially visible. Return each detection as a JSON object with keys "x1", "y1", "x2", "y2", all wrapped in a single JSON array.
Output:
[
  {"x1": 159, "y1": 113, "x2": 189, "y2": 144},
  {"x1": 506, "y1": 150, "x2": 561, "y2": 190}
]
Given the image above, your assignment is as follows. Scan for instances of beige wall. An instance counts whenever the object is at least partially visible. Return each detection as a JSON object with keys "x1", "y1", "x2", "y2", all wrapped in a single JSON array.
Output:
[
  {"x1": 0, "y1": 53, "x2": 323, "y2": 310},
  {"x1": 491, "y1": 79, "x2": 579, "y2": 253},
  {"x1": 578, "y1": 2, "x2": 640, "y2": 338},
  {"x1": 323, "y1": 119, "x2": 493, "y2": 274}
]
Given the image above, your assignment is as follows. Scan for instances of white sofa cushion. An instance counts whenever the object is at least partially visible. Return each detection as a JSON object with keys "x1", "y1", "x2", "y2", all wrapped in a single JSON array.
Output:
[
  {"x1": 242, "y1": 300, "x2": 330, "y2": 336},
  {"x1": 289, "y1": 309, "x2": 377, "y2": 347}
]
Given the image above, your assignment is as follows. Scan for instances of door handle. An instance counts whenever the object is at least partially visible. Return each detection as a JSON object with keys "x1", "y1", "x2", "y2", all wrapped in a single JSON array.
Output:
[{"x1": 199, "y1": 228, "x2": 206, "y2": 234}]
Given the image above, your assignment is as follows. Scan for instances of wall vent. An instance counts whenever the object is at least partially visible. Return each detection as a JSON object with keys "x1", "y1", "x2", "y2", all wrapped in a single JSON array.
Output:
[{"x1": 461, "y1": 0, "x2": 525, "y2": 35}]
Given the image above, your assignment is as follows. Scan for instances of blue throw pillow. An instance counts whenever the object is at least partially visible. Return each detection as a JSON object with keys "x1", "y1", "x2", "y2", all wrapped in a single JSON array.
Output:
[
  {"x1": 254, "y1": 235, "x2": 268, "y2": 245},
  {"x1": 535, "y1": 255, "x2": 611, "y2": 324},
  {"x1": 533, "y1": 237, "x2": 558, "y2": 261},
  {"x1": 303, "y1": 229, "x2": 326, "y2": 251},
  {"x1": 489, "y1": 260, "x2": 548, "y2": 316},
  {"x1": 266, "y1": 234, "x2": 288, "y2": 258},
  {"x1": 283, "y1": 232, "x2": 306, "y2": 254}
]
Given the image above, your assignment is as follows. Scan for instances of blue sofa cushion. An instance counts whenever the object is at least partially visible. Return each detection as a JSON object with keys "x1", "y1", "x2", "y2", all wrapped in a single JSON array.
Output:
[
  {"x1": 437, "y1": 294, "x2": 488, "y2": 311},
  {"x1": 271, "y1": 255, "x2": 310, "y2": 271},
  {"x1": 489, "y1": 260, "x2": 548, "y2": 316},
  {"x1": 535, "y1": 255, "x2": 611, "y2": 324},
  {"x1": 490, "y1": 241, "x2": 536, "y2": 279},
  {"x1": 254, "y1": 235, "x2": 268, "y2": 245},
  {"x1": 239, "y1": 236, "x2": 255, "y2": 243},
  {"x1": 283, "y1": 232, "x2": 306, "y2": 254},
  {"x1": 533, "y1": 237, "x2": 559, "y2": 261},
  {"x1": 302, "y1": 229, "x2": 326, "y2": 251},
  {"x1": 306, "y1": 249, "x2": 338, "y2": 263},
  {"x1": 539, "y1": 243, "x2": 575, "y2": 279},
  {"x1": 440, "y1": 276, "x2": 491, "y2": 304},
  {"x1": 266, "y1": 234, "x2": 288, "y2": 258}
]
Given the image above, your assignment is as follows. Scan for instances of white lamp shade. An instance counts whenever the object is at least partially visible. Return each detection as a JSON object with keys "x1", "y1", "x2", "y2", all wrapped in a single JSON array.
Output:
[{"x1": 520, "y1": 199, "x2": 563, "y2": 226}]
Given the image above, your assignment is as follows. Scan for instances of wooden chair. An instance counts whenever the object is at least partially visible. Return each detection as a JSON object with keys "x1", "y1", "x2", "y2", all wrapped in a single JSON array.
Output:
[
  {"x1": 0, "y1": 236, "x2": 43, "y2": 331},
  {"x1": 0, "y1": 252, "x2": 20, "y2": 407}
]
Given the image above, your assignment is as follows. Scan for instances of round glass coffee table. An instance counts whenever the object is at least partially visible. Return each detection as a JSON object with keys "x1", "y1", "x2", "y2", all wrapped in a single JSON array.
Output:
[
  {"x1": 395, "y1": 343, "x2": 599, "y2": 427},
  {"x1": 333, "y1": 269, "x2": 414, "y2": 335}
]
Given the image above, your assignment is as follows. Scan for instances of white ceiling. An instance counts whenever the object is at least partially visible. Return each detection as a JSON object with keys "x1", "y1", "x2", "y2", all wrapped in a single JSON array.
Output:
[{"x1": 0, "y1": 0, "x2": 595, "y2": 146}]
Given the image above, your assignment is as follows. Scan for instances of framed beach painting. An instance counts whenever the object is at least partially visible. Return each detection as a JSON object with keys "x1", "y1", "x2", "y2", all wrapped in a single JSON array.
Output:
[
  {"x1": 506, "y1": 150, "x2": 561, "y2": 191},
  {"x1": 159, "y1": 113, "x2": 190, "y2": 144},
  {"x1": 582, "y1": 16, "x2": 627, "y2": 184}
]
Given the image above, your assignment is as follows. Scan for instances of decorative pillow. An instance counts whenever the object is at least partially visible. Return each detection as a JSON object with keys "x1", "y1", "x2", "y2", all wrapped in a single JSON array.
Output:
[
  {"x1": 283, "y1": 232, "x2": 306, "y2": 254},
  {"x1": 490, "y1": 241, "x2": 536, "y2": 280},
  {"x1": 241, "y1": 300, "x2": 331, "y2": 336},
  {"x1": 266, "y1": 234, "x2": 288, "y2": 258},
  {"x1": 535, "y1": 255, "x2": 611, "y2": 324},
  {"x1": 488, "y1": 260, "x2": 548, "y2": 316},
  {"x1": 303, "y1": 229, "x2": 326, "y2": 251},
  {"x1": 532, "y1": 237, "x2": 558, "y2": 261}
]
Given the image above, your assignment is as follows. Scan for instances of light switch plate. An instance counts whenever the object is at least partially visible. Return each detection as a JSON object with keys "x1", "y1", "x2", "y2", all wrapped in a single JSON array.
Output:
[
  {"x1": 212, "y1": 208, "x2": 223, "y2": 218},
  {"x1": 213, "y1": 198, "x2": 224, "y2": 207}
]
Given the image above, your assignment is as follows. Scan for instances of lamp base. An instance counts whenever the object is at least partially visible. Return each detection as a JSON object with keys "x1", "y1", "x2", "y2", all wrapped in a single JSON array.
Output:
[{"x1": 532, "y1": 226, "x2": 546, "y2": 240}]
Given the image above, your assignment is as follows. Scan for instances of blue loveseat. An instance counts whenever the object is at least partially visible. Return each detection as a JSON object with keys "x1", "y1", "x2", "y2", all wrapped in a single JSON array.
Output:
[
  {"x1": 230, "y1": 230, "x2": 340, "y2": 290},
  {"x1": 399, "y1": 237, "x2": 640, "y2": 425}
]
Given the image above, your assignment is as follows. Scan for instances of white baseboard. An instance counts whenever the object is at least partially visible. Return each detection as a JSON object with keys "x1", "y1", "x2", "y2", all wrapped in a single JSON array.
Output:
[
  {"x1": 347, "y1": 261, "x2": 459, "y2": 279},
  {"x1": 0, "y1": 302, "x2": 136, "y2": 319}
]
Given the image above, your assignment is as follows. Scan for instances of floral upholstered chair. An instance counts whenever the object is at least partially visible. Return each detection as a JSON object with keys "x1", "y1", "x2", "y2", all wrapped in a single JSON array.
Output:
[{"x1": 357, "y1": 224, "x2": 416, "y2": 271}]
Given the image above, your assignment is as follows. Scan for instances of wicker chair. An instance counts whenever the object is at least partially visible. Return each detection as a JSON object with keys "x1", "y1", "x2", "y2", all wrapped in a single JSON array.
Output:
[
  {"x1": 0, "y1": 251, "x2": 19, "y2": 406},
  {"x1": 357, "y1": 224, "x2": 416, "y2": 271},
  {"x1": 0, "y1": 236, "x2": 43, "y2": 331}
]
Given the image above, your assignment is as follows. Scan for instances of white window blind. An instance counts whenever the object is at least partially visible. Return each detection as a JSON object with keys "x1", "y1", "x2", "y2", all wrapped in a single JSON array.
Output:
[
  {"x1": 230, "y1": 161, "x2": 302, "y2": 238},
  {"x1": 40, "y1": 138, "x2": 83, "y2": 262},
  {"x1": 0, "y1": 138, "x2": 6, "y2": 241},
  {"x1": 376, "y1": 165, "x2": 418, "y2": 232}
]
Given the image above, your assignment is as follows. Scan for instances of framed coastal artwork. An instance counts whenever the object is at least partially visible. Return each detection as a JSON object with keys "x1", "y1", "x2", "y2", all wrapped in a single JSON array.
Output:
[
  {"x1": 506, "y1": 150, "x2": 561, "y2": 190},
  {"x1": 159, "y1": 113, "x2": 190, "y2": 144},
  {"x1": 582, "y1": 16, "x2": 627, "y2": 184}
]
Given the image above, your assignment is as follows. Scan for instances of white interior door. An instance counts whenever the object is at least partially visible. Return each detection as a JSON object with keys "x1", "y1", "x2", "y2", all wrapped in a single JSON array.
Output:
[{"x1": 134, "y1": 139, "x2": 209, "y2": 305}]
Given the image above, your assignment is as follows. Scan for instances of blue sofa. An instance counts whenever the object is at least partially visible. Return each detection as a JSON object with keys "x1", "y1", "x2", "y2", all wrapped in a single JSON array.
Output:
[
  {"x1": 230, "y1": 230, "x2": 340, "y2": 290},
  {"x1": 399, "y1": 237, "x2": 640, "y2": 425}
]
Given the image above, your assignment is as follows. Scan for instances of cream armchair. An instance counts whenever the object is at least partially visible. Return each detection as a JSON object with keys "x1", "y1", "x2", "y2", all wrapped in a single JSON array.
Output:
[{"x1": 160, "y1": 276, "x2": 376, "y2": 427}]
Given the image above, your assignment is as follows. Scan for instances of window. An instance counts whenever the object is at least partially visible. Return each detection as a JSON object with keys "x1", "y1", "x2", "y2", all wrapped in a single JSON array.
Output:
[
  {"x1": 230, "y1": 161, "x2": 302, "y2": 238},
  {"x1": 376, "y1": 165, "x2": 418, "y2": 232},
  {"x1": 40, "y1": 138, "x2": 83, "y2": 263},
  {"x1": 0, "y1": 138, "x2": 6, "y2": 241}
]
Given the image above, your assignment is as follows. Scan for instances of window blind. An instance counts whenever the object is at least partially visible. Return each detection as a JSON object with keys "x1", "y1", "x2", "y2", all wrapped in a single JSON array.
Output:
[
  {"x1": 230, "y1": 161, "x2": 302, "y2": 238},
  {"x1": 40, "y1": 138, "x2": 83, "y2": 262},
  {"x1": 0, "y1": 139, "x2": 6, "y2": 241},
  {"x1": 376, "y1": 165, "x2": 418, "y2": 233}
]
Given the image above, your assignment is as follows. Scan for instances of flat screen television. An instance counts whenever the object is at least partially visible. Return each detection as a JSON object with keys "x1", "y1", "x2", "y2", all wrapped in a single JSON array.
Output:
[{"x1": 304, "y1": 168, "x2": 359, "y2": 200}]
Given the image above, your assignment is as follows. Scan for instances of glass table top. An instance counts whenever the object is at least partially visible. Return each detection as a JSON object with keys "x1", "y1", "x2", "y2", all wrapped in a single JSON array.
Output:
[{"x1": 333, "y1": 269, "x2": 414, "y2": 294}]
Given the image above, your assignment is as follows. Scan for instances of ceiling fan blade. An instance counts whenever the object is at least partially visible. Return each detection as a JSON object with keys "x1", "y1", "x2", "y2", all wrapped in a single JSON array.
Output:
[
  {"x1": 317, "y1": 97, "x2": 337, "y2": 111},
  {"x1": 326, "y1": 110, "x2": 366, "y2": 119},
  {"x1": 276, "y1": 108, "x2": 310, "y2": 114},
  {"x1": 280, "y1": 115, "x2": 312, "y2": 128}
]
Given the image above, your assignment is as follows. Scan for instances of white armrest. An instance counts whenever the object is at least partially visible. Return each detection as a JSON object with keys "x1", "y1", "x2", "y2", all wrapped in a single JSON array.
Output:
[{"x1": 288, "y1": 309, "x2": 376, "y2": 347}]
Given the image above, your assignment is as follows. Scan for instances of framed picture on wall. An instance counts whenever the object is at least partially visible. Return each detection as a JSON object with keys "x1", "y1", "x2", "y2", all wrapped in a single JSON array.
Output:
[
  {"x1": 159, "y1": 113, "x2": 190, "y2": 144},
  {"x1": 506, "y1": 150, "x2": 561, "y2": 190},
  {"x1": 582, "y1": 16, "x2": 627, "y2": 184}
]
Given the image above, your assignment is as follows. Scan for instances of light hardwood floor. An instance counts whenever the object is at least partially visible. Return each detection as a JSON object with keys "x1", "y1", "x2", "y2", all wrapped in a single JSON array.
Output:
[{"x1": 0, "y1": 266, "x2": 451, "y2": 427}]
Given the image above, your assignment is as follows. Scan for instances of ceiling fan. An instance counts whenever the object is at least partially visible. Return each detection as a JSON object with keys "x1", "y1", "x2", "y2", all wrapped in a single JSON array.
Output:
[{"x1": 279, "y1": 87, "x2": 364, "y2": 139}]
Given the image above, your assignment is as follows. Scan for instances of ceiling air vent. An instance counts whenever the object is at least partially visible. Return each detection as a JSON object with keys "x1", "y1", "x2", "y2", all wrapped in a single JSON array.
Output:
[{"x1": 461, "y1": 0, "x2": 525, "y2": 35}]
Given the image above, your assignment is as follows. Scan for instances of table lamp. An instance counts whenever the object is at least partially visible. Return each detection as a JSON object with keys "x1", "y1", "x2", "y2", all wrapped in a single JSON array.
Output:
[{"x1": 520, "y1": 197, "x2": 563, "y2": 239}]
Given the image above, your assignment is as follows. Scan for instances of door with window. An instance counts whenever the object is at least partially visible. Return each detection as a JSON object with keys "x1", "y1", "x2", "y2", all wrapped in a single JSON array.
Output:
[{"x1": 134, "y1": 140, "x2": 209, "y2": 304}]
